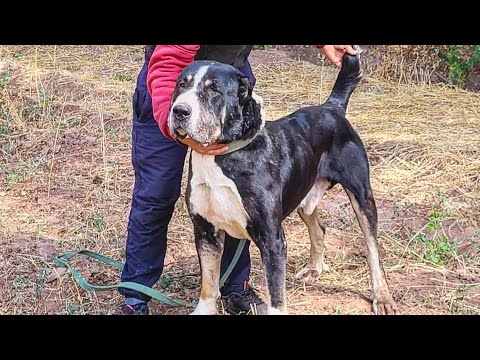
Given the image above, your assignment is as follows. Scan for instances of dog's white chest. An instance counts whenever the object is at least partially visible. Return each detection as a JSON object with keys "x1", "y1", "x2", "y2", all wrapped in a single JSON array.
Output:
[{"x1": 189, "y1": 153, "x2": 252, "y2": 240}]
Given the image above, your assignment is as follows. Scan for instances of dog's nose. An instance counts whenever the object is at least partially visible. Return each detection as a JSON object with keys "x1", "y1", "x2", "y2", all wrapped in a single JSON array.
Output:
[{"x1": 172, "y1": 104, "x2": 192, "y2": 121}]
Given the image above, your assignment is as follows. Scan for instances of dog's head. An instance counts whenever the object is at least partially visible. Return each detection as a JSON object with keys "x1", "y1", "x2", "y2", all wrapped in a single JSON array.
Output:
[{"x1": 168, "y1": 60, "x2": 265, "y2": 146}]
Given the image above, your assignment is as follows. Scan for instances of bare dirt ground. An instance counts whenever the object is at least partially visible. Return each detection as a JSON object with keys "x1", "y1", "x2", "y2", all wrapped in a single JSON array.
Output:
[{"x1": 0, "y1": 46, "x2": 479, "y2": 315}]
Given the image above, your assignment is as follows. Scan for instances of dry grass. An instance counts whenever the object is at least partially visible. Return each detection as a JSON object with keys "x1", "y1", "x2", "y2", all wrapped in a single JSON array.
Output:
[
  {"x1": 361, "y1": 45, "x2": 445, "y2": 84},
  {"x1": 0, "y1": 46, "x2": 479, "y2": 315}
]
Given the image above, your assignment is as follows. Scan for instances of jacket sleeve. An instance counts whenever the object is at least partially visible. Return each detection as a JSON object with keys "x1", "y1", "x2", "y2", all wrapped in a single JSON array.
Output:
[{"x1": 146, "y1": 45, "x2": 200, "y2": 140}]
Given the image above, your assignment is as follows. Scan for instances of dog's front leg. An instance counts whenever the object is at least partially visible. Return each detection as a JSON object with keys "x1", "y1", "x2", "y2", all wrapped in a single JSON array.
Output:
[
  {"x1": 190, "y1": 215, "x2": 225, "y2": 315},
  {"x1": 255, "y1": 226, "x2": 288, "y2": 315}
]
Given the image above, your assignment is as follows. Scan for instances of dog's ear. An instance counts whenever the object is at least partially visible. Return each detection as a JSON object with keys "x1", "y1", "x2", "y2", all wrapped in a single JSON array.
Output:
[
  {"x1": 238, "y1": 75, "x2": 252, "y2": 104},
  {"x1": 239, "y1": 83, "x2": 262, "y2": 140},
  {"x1": 220, "y1": 75, "x2": 262, "y2": 144}
]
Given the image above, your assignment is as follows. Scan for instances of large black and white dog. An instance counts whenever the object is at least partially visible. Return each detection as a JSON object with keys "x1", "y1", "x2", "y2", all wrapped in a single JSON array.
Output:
[{"x1": 168, "y1": 48, "x2": 397, "y2": 315}]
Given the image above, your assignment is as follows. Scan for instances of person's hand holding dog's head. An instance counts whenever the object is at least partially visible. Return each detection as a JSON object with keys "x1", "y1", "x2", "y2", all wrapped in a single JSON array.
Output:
[{"x1": 179, "y1": 137, "x2": 229, "y2": 156}]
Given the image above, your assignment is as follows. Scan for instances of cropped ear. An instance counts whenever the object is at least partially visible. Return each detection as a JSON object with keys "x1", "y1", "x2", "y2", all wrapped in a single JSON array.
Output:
[{"x1": 238, "y1": 75, "x2": 252, "y2": 104}]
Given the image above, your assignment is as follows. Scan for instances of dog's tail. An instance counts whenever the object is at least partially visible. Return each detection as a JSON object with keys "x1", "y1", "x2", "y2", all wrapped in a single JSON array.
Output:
[{"x1": 325, "y1": 45, "x2": 363, "y2": 111}]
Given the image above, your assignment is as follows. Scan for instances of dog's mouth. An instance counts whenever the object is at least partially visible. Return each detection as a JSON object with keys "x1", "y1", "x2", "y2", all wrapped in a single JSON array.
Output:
[
  {"x1": 175, "y1": 128, "x2": 188, "y2": 139},
  {"x1": 172, "y1": 127, "x2": 217, "y2": 148},
  {"x1": 171, "y1": 124, "x2": 191, "y2": 142}
]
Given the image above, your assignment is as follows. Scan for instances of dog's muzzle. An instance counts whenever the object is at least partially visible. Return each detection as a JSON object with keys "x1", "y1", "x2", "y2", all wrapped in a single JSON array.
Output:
[{"x1": 170, "y1": 103, "x2": 192, "y2": 139}]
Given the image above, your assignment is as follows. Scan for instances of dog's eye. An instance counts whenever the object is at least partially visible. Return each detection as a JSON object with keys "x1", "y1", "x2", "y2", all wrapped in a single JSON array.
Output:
[
  {"x1": 179, "y1": 82, "x2": 186, "y2": 88},
  {"x1": 205, "y1": 80, "x2": 221, "y2": 94},
  {"x1": 208, "y1": 83, "x2": 221, "y2": 94}
]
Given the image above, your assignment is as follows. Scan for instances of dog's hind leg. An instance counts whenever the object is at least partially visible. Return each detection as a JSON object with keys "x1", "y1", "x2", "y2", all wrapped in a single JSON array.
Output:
[
  {"x1": 343, "y1": 188, "x2": 397, "y2": 315},
  {"x1": 327, "y1": 137, "x2": 397, "y2": 314},
  {"x1": 296, "y1": 179, "x2": 331, "y2": 281},
  {"x1": 190, "y1": 215, "x2": 225, "y2": 315}
]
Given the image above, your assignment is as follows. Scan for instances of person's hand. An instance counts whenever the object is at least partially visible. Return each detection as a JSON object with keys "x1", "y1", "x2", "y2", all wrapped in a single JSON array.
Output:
[
  {"x1": 321, "y1": 45, "x2": 359, "y2": 68},
  {"x1": 179, "y1": 137, "x2": 229, "y2": 156}
]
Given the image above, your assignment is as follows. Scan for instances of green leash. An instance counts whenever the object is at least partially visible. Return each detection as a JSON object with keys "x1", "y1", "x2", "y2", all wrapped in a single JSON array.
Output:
[
  {"x1": 220, "y1": 239, "x2": 246, "y2": 286},
  {"x1": 54, "y1": 240, "x2": 247, "y2": 309}
]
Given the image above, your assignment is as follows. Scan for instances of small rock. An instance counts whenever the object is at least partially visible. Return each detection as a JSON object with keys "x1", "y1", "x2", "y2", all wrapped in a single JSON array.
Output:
[
  {"x1": 84, "y1": 136, "x2": 97, "y2": 146},
  {"x1": 46, "y1": 267, "x2": 67, "y2": 283},
  {"x1": 62, "y1": 128, "x2": 80, "y2": 145},
  {"x1": 92, "y1": 175, "x2": 103, "y2": 185},
  {"x1": 0, "y1": 61, "x2": 10, "y2": 73},
  {"x1": 36, "y1": 241, "x2": 58, "y2": 261}
]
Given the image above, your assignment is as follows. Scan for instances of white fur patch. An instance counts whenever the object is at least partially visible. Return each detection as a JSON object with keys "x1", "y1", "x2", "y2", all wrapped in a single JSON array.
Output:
[
  {"x1": 252, "y1": 91, "x2": 266, "y2": 127},
  {"x1": 191, "y1": 298, "x2": 218, "y2": 315},
  {"x1": 299, "y1": 179, "x2": 331, "y2": 216},
  {"x1": 268, "y1": 307, "x2": 288, "y2": 315},
  {"x1": 170, "y1": 65, "x2": 209, "y2": 131},
  {"x1": 189, "y1": 153, "x2": 252, "y2": 241}
]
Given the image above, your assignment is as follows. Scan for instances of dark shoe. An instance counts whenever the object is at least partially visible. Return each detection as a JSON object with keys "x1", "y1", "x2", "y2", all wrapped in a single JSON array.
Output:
[
  {"x1": 122, "y1": 302, "x2": 149, "y2": 315},
  {"x1": 221, "y1": 285, "x2": 268, "y2": 315}
]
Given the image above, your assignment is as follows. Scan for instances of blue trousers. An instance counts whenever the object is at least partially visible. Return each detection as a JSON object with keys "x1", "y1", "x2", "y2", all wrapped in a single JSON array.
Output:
[{"x1": 120, "y1": 57, "x2": 256, "y2": 302}]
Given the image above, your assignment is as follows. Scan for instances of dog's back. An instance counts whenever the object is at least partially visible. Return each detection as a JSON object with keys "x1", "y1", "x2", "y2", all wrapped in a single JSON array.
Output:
[{"x1": 256, "y1": 48, "x2": 365, "y2": 217}]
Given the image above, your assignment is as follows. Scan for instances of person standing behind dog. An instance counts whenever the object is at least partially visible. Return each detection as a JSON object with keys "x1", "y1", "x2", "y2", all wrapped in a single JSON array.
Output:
[{"x1": 120, "y1": 45, "x2": 358, "y2": 315}]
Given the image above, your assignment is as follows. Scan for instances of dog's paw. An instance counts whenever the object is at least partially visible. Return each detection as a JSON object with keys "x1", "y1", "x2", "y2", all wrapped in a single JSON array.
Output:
[
  {"x1": 190, "y1": 308, "x2": 218, "y2": 315},
  {"x1": 268, "y1": 307, "x2": 288, "y2": 315},
  {"x1": 295, "y1": 261, "x2": 330, "y2": 282},
  {"x1": 190, "y1": 300, "x2": 218, "y2": 315},
  {"x1": 372, "y1": 287, "x2": 398, "y2": 315}
]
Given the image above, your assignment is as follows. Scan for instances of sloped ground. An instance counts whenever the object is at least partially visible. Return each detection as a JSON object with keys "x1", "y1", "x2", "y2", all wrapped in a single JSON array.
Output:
[{"x1": 0, "y1": 46, "x2": 479, "y2": 315}]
